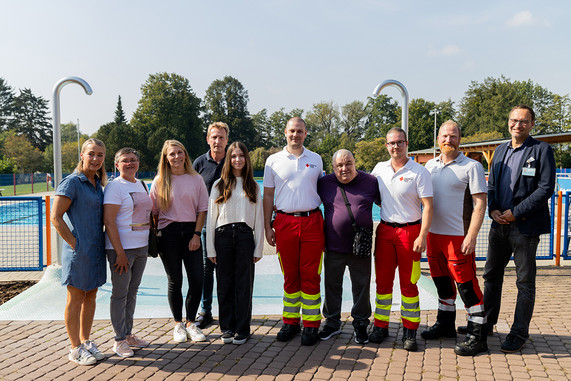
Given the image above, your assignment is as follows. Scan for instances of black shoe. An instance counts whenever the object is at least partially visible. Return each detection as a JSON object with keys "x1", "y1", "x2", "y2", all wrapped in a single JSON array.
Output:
[
  {"x1": 318, "y1": 325, "x2": 341, "y2": 341},
  {"x1": 301, "y1": 327, "x2": 319, "y2": 346},
  {"x1": 402, "y1": 328, "x2": 417, "y2": 352},
  {"x1": 354, "y1": 322, "x2": 369, "y2": 344},
  {"x1": 501, "y1": 334, "x2": 526, "y2": 353},
  {"x1": 368, "y1": 326, "x2": 388, "y2": 343},
  {"x1": 221, "y1": 331, "x2": 235, "y2": 344},
  {"x1": 421, "y1": 322, "x2": 457, "y2": 340},
  {"x1": 455, "y1": 335, "x2": 488, "y2": 356},
  {"x1": 196, "y1": 312, "x2": 213, "y2": 329},
  {"x1": 232, "y1": 334, "x2": 249, "y2": 345},
  {"x1": 458, "y1": 325, "x2": 493, "y2": 336},
  {"x1": 276, "y1": 323, "x2": 301, "y2": 342}
]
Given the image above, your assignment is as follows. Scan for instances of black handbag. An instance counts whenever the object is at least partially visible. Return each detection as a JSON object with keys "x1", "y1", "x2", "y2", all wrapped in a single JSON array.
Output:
[
  {"x1": 141, "y1": 180, "x2": 160, "y2": 258},
  {"x1": 339, "y1": 184, "x2": 373, "y2": 258}
]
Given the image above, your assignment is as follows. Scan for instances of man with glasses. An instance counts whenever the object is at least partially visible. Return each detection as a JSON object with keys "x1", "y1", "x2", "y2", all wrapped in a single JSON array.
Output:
[
  {"x1": 482, "y1": 105, "x2": 555, "y2": 352},
  {"x1": 370, "y1": 127, "x2": 433, "y2": 351}
]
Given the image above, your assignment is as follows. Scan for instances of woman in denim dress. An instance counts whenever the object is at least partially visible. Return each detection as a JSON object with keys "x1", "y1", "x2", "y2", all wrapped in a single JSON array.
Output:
[{"x1": 52, "y1": 138, "x2": 107, "y2": 366}]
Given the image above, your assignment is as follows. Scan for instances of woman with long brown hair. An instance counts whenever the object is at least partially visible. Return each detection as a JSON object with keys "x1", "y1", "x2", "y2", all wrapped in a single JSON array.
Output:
[
  {"x1": 206, "y1": 141, "x2": 264, "y2": 345},
  {"x1": 150, "y1": 140, "x2": 209, "y2": 343},
  {"x1": 52, "y1": 138, "x2": 108, "y2": 365}
]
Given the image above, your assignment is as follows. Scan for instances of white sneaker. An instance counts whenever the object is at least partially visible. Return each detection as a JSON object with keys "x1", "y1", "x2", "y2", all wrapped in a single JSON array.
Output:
[
  {"x1": 186, "y1": 323, "x2": 206, "y2": 342},
  {"x1": 113, "y1": 340, "x2": 134, "y2": 358},
  {"x1": 83, "y1": 340, "x2": 105, "y2": 361},
  {"x1": 126, "y1": 334, "x2": 149, "y2": 348},
  {"x1": 173, "y1": 322, "x2": 187, "y2": 343},
  {"x1": 69, "y1": 344, "x2": 97, "y2": 366}
]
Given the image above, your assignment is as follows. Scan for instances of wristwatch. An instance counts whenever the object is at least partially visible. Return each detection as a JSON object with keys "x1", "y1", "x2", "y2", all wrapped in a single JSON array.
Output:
[{"x1": 194, "y1": 231, "x2": 201, "y2": 237}]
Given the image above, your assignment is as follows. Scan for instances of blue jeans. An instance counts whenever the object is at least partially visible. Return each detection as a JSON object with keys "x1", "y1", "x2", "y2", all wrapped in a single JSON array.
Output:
[
  {"x1": 483, "y1": 223, "x2": 539, "y2": 340},
  {"x1": 200, "y1": 227, "x2": 216, "y2": 314}
]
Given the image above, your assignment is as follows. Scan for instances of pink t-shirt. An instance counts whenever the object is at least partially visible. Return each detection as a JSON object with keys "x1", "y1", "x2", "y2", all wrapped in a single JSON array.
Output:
[{"x1": 150, "y1": 173, "x2": 209, "y2": 230}]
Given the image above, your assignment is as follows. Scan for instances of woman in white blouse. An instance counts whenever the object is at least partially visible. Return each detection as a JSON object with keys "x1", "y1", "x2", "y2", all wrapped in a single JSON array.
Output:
[{"x1": 206, "y1": 141, "x2": 264, "y2": 345}]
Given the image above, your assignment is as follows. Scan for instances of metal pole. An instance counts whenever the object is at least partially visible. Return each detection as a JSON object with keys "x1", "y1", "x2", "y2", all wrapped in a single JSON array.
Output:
[
  {"x1": 77, "y1": 118, "x2": 80, "y2": 162},
  {"x1": 52, "y1": 76, "x2": 92, "y2": 265},
  {"x1": 430, "y1": 109, "x2": 440, "y2": 158},
  {"x1": 372, "y1": 79, "x2": 409, "y2": 136}
]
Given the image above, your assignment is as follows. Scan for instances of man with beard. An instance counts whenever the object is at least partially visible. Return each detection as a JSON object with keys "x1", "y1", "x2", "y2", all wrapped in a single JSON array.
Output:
[
  {"x1": 263, "y1": 117, "x2": 325, "y2": 346},
  {"x1": 370, "y1": 127, "x2": 433, "y2": 351},
  {"x1": 423, "y1": 120, "x2": 488, "y2": 356}
]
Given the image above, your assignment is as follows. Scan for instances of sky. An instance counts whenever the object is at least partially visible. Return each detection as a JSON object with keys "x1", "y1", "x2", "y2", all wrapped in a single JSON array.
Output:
[{"x1": 1, "y1": 0, "x2": 570, "y2": 136}]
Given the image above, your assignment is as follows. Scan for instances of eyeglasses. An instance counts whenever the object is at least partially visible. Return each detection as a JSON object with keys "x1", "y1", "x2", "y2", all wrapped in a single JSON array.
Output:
[
  {"x1": 509, "y1": 119, "x2": 530, "y2": 126},
  {"x1": 386, "y1": 140, "x2": 406, "y2": 147}
]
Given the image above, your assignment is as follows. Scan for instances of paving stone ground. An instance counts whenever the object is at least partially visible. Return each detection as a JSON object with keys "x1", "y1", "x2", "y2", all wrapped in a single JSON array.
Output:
[{"x1": 1, "y1": 266, "x2": 570, "y2": 380}]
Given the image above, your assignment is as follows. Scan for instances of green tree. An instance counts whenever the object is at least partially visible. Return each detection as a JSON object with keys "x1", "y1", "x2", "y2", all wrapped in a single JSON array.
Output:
[
  {"x1": 0, "y1": 155, "x2": 17, "y2": 174},
  {"x1": 114, "y1": 95, "x2": 127, "y2": 125},
  {"x1": 250, "y1": 147, "x2": 270, "y2": 171},
  {"x1": 61, "y1": 138, "x2": 87, "y2": 173},
  {"x1": 1, "y1": 134, "x2": 44, "y2": 172},
  {"x1": 11, "y1": 88, "x2": 52, "y2": 151},
  {"x1": 340, "y1": 101, "x2": 367, "y2": 139},
  {"x1": 305, "y1": 101, "x2": 339, "y2": 147},
  {"x1": 0, "y1": 78, "x2": 15, "y2": 131},
  {"x1": 363, "y1": 95, "x2": 399, "y2": 141},
  {"x1": 462, "y1": 130, "x2": 504, "y2": 143},
  {"x1": 251, "y1": 109, "x2": 271, "y2": 149},
  {"x1": 60, "y1": 122, "x2": 89, "y2": 144},
  {"x1": 130, "y1": 73, "x2": 202, "y2": 170},
  {"x1": 535, "y1": 94, "x2": 571, "y2": 134},
  {"x1": 354, "y1": 138, "x2": 388, "y2": 171},
  {"x1": 266, "y1": 108, "x2": 304, "y2": 148},
  {"x1": 203, "y1": 76, "x2": 255, "y2": 148}
]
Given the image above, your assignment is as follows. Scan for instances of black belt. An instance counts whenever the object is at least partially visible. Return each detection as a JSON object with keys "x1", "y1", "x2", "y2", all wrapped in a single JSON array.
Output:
[
  {"x1": 380, "y1": 219, "x2": 421, "y2": 228},
  {"x1": 277, "y1": 208, "x2": 320, "y2": 217}
]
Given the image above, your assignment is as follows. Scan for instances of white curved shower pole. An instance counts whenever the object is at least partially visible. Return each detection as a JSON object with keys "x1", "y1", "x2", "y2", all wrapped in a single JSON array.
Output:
[
  {"x1": 372, "y1": 79, "x2": 409, "y2": 136},
  {"x1": 51, "y1": 76, "x2": 93, "y2": 265}
]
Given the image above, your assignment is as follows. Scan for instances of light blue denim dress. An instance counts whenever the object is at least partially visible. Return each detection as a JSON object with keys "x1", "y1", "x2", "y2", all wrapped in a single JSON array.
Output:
[{"x1": 56, "y1": 172, "x2": 106, "y2": 291}]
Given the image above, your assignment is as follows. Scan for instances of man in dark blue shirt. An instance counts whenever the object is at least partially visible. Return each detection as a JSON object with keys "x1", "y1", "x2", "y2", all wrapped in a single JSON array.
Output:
[
  {"x1": 483, "y1": 105, "x2": 555, "y2": 353},
  {"x1": 192, "y1": 122, "x2": 229, "y2": 328}
]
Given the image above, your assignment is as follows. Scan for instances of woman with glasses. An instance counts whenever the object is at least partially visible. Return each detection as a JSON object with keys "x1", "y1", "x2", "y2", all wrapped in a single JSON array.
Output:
[
  {"x1": 206, "y1": 142, "x2": 264, "y2": 345},
  {"x1": 151, "y1": 140, "x2": 209, "y2": 343},
  {"x1": 103, "y1": 148, "x2": 152, "y2": 357}
]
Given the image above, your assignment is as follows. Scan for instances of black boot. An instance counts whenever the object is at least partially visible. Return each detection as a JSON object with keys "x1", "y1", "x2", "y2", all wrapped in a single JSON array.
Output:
[
  {"x1": 422, "y1": 309, "x2": 456, "y2": 340},
  {"x1": 402, "y1": 328, "x2": 417, "y2": 351},
  {"x1": 454, "y1": 323, "x2": 488, "y2": 356}
]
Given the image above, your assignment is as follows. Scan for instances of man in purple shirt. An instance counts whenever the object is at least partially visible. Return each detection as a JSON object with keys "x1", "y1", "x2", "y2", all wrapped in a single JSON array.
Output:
[{"x1": 317, "y1": 149, "x2": 380, "y2": 344}]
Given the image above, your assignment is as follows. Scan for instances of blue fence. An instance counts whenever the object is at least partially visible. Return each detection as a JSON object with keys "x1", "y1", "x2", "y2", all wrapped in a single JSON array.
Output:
[{"x1": 0, "y1": 197, "x2": 44, "y2": 271}]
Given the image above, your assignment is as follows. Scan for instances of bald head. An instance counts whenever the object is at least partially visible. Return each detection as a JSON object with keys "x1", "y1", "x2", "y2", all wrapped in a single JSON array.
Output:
[{"x1": 333, "y1": 149, "x2": 357, "y2": 184}]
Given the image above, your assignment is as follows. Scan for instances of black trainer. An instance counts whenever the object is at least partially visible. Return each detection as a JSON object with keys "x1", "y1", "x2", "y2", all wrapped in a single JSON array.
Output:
[
  {"x1": 402, "y1": 328, "x2": 417, "y2": 352},
  {"x1": 196, "y1": 312, "x2": 213, "y2": 329},
  {"x1": 318, "y1": 325, "x2": 341, "y2": 341},
  {"x1": 501, "y1": 334, "x2": 526, "y2": 353},
  {"x1": 421, "y1": 322, "x2": 457, "y2": 340},
  {"x1": 354, "y1": 322, "x2": 369, "y2": 344},
  {"x1": 276, "y1": 323, "x2": 301, "y2": 342},
  {"x1": 455, "y1": 335, "x2": 488, "y2": 356},
  {"x1": 368, "y1": 326, "x2": 388, "y2": 343},
  {"x1": 301, "y1": 327, "x2": 319, "y2": 346}
]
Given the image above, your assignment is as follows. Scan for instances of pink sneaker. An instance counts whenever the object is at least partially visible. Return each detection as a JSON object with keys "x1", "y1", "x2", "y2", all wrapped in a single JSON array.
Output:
[
  {"x1": 113, "y1": 340, "x2": 134, "y2": 358},
  {"x1": 126, "y1": 334, "x2": 149, "y2": 348}
]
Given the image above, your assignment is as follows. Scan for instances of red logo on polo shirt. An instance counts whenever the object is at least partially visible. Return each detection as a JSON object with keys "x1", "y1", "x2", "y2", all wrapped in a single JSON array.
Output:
[
  {"x1": 305, "y1": 163, "x2": 317, "y2": 169},
  {"x1": 400, "y1": 176, "x2": 404, "y2": 181}
]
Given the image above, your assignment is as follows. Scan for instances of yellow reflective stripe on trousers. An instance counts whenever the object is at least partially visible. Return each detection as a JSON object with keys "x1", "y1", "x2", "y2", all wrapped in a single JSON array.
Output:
[
  {"x1": 374, "y1": 293, "x2": 392, "y2": 322},
  {"x1": 283, "y1": 291, "x2": 301, "y2": 318},
  {"x1": 401, "y1": 294, "x2": 420, "y2": 323},
  {"x1": 301, "y1": 292, "x2": 321, "y2": 321},
  {"x1": 317, "y1": 251, "x2": 324, "y2": 275}
]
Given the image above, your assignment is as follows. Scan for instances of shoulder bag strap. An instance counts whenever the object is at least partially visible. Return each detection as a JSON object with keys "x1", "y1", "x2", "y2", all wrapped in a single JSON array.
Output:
[{"x1": 339, "y1": 183, "x2": 358, "y2": 232}]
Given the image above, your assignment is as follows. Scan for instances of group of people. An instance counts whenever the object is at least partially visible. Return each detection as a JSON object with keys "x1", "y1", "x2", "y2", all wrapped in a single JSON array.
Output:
[{"x1": 52, "y1": 104, "x2": 555, "y2": 366}]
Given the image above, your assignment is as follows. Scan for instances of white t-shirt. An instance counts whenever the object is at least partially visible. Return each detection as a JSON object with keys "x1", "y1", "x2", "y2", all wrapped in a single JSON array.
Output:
[
  {"x1": 263, "y1": 147, "x2": 323, "y2": 213},
  {"x1": 371, "y1": 157, "x2": 433, "y2": 224},
  {"x1": 206, "y1": 177, "x2": 264, "y2": 258},
  {"x1": 425, "y1": 153, "x2": 487, "y2": 236},
  {"x1": 104, "y1": 177, "x2": 152, "y2": 250}
]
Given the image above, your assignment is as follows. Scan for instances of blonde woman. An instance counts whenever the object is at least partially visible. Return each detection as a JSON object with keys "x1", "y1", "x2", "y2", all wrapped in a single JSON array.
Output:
[
  {"x1": 206, "y1": 142, "x2": 263, "y2": 345},
  {"x1": 150, "y1": 140, "x2": 209, "y2": 343},
  {"x1": 52, "y1": 138, "x2": 108, "y2": 365}
]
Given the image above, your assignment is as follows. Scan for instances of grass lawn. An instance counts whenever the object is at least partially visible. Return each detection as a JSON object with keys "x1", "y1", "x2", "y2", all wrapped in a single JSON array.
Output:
[{"x1": 0, "y1": 182, "x2": 54, "y2": 196}]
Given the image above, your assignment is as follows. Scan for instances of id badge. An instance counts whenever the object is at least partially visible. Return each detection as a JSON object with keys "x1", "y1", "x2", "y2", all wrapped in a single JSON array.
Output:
[{"x1": 522, "y1": 167, "x2": 536, "y2": 176}]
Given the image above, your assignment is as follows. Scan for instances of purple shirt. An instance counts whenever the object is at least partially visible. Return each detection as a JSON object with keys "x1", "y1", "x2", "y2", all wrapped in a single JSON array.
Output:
[{"x1": 317, "y1": 171, "x2": 380, "y2": 253}]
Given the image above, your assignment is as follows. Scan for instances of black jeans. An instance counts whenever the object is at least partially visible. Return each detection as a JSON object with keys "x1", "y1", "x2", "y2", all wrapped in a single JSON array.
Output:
[
  {"x1": 159, "y1": 221, "x2": 204, "y2": 322},
  {"x1": 323, "y1": 250, "x2": 372, "y2": 330},
  {"x1": 483, "y1": 223, "x2": 539, "y2": 340},
  {"x1": 214, "y1": 223, "x2": 255, "y2": 336},
  {"x1": 200, "y1": 226, "x2": 216, "y2": 314}
]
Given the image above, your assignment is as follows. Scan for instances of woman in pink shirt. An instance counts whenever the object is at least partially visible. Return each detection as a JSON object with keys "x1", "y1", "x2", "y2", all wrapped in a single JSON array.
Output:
[{"x1": 150, "y1": 140, "x2": 209, "y2": 343}]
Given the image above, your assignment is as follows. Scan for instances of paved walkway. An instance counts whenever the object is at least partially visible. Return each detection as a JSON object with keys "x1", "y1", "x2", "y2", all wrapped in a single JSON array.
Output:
[{"x1": 0, "y1": 266, "x2": 570, "y2": 380}]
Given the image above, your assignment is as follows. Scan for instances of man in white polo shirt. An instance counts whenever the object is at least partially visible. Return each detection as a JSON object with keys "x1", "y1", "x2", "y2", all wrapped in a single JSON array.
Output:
[
  {"x1": 423, "y1": 120, "x2": 488, "y2": 356},
  {"x1": 263, "y1": 117, "x2": 325, "y2": 346},
  {"x1": 370, "y1": 127, "x2": 433, "y2": 351}
]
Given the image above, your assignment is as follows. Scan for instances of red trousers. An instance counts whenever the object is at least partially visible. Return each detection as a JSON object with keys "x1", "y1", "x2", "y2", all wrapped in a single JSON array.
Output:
[
  {"x1": 274, "y1": 212, "x2": 325, "y2": 328},
  {"x1": 374, "y1": 223, "x2": 421, "y2": 330},
  {"x1": 426, "y1": 232, "x2": 485, "y2": 325}
]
